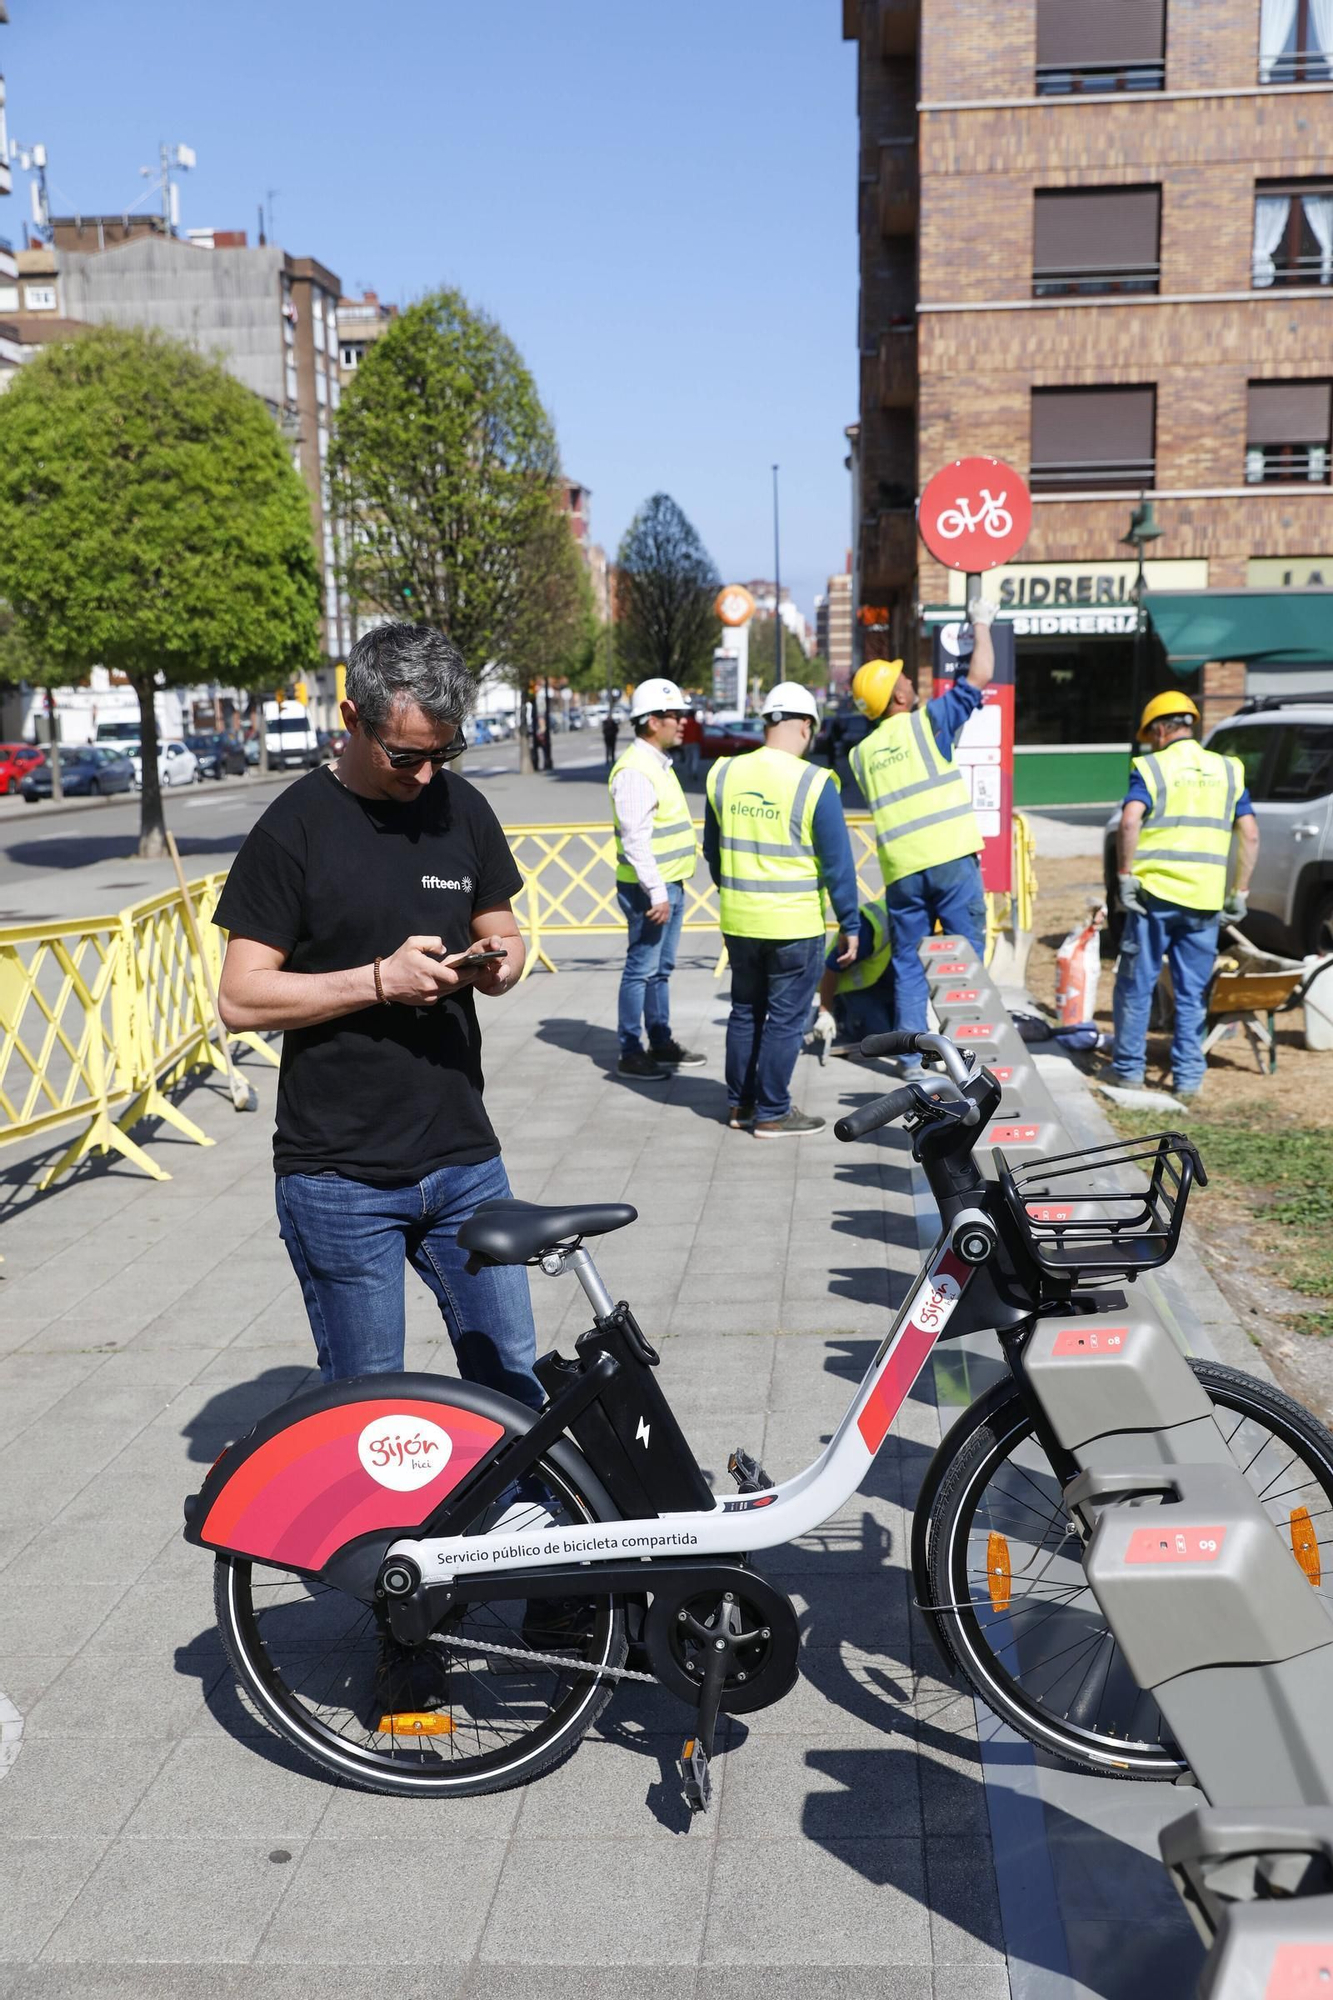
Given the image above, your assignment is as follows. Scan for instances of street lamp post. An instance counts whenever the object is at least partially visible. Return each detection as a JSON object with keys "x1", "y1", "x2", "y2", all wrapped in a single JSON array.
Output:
[
  {"x1": 1120, "y1": 494, "x2": 1163, "y2": 752},
  {"x1": 772, "y1": 464, "x2": 784, "y2": 684}
]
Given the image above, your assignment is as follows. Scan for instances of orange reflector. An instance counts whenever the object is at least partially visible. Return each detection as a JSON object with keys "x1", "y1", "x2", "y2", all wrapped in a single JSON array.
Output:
[
  {"x1": 1290, "y1": 1507, "x2": 1322, "y2": 1588},
  {"x1": 378, "y1": 1712, "x2": 454, "y2": 1736},
  {"x1": 986, "y1": 1532, "x2": 1012, "y2": 1613}
]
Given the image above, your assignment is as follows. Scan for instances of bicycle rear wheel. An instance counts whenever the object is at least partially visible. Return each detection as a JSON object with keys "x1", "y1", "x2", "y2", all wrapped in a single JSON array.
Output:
[
  {"x1": 925, "y1": 1361, "x2": 1333, "y2": 1779},
  {"x1": 215, "y1": 1451, "x2": 626, "y2": 1798}
]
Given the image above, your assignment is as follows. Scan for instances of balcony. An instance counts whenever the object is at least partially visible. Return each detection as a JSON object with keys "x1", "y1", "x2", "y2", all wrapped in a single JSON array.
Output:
[
  {"x1": 876, "y1": 328, "x2": 916, "y2": 408},
  {"x1": 880, "y1": 0, "x2": 919, "y2": 56},
  {"x1": 1033, "y1": 259, "x2": 1159, "y2": 298},
  {"x1": 1253, "y1": 252, "x2": 1333, "y2": 289},
  {"x1": 0, "y1": 235, "x2": 15, "y2": 285},
  {"x1": 878, "y1": 141, "x2": 918, "y2": 236},
  {"x1": 1030, "y1": 454, "x2": 1155, "y2": 494},
  {"x1": 861, "y1": 509, "x2": 917, "y2": 592},
  {"x1": 1035, "y1": 56, "x2": 1164, "y2": 93},
  {"x1": 1245, "y1": 443, "x2": 1330, "y2": 485}
]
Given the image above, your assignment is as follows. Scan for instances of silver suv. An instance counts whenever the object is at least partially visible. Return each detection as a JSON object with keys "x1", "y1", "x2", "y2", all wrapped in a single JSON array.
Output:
[{"x1": 1103, "y1": 699, "x2": 1333, "y2": 958}]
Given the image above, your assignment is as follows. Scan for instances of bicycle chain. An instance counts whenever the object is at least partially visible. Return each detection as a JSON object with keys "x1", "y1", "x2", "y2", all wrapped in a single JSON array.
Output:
[{"x1": 433, "y1": 1630, "x2": 660, "y2": 1684}]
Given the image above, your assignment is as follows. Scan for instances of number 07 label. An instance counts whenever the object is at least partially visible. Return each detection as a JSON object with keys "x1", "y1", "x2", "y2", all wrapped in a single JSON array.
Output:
[{"x1": 1125, "y1": 1526, "x2": 1227, "y2": 1565}]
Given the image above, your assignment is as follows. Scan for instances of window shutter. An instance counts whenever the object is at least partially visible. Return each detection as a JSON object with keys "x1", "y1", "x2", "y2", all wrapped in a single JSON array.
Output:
[
  {"x1": 1031, "y1": 387, "x2": 1156, "y2": 466},
  {"x1": 1246, "y1": 381, "x2": 1333, "y2": 444},
  {"x1": 1037, "y1": 0, "x2": 1165, "y2": 66},
  {"x1": 1033, "y1": 188, "x2": 1160, "y2": 273}
]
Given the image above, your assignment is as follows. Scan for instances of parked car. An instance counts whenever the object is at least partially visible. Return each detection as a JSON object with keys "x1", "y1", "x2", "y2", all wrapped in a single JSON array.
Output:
[
  {"x1": 813, "y1": 704, "x2": 873, "y2": 771},
  {"x1": 1103, "y1": 697, "x2": 1333, "y2": 958},
  {"x1": 0, "y1": 742, "x2": 44, "y2": 794},
  {"x1": 186, "y1": 731, "x2": 248, "y2": 779},
  {"x1": 19, "y1": 746, "x2": 136, "y2": 801},
  {"x1": 316, "y1": 728, "x2": 348, "y2": 762},
  {"x1": 127, "y1": 739, "x2": 201, "y2": 789},
  {"x1": 263, "y1": 700, "x2": 320, "y2": 770},
  {"x1": 701, "y1": 716, "x2": 765, "y2": 759}
]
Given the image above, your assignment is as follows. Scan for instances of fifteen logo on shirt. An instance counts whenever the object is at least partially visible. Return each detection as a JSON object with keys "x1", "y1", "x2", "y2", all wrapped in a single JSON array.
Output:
[{"x1": 422, "y1": 874, "x2": 472, "y2": 892}]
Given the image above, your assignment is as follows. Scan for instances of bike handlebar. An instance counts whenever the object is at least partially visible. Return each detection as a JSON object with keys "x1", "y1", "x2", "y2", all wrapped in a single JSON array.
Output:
[
  {"x1": 834, "y1": 1087, "x2": 921, "y2": 1144},
  {"x1": 859, "y1": 1030, "x2": 977, "y2": 1098}
]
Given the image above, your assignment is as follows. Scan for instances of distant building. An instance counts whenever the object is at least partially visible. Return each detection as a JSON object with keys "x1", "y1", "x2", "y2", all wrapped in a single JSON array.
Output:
[
  {"x1": 0, "y1": 13, "x2": 21, "y2": 383},
  {"x1": 49, "y1": 224, "x2": 346, "y2": 663},
  {"x1": 559, "y1": 480, "x2": 611, "y2": 623},
  {"x1": 743, "y1": 580, "x2": 814, "y2": 655},
  {"x1": 815, "y1": 566, "x2": 853, "y2": 692},
  {"x1": 336, "y1": 289, "x2": 397, "y2": 385}
]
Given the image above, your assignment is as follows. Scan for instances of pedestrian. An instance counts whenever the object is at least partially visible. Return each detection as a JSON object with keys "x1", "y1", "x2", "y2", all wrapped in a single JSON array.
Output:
[
  {"x1": 814, "y1": 893, "x2": 894, "y2": 1050},
  {"x1": 679, "y1": 707, "x2": 705, "y2": 784},
  {"x1": 213, "y1": 622, "x2": 541, "y2": 1408},
  {"x1": 1112, "y1": 691, "x2": 1258, "y2": 1104},
  {"x1": 534, "y1": 712, "x2": 553, "y2": 772},
  {"x1": 608, "y1": 676, "x2": 706, "y2": 1082},
  {"x1": 602, "y1": 713, "x2": 619, "y2": 770},
  {"x1": 705, "y1": 682, "x2": 859, "y2": 1136},
  {"x1": 848, "y1": 599, "x2": 996, "y2": 1075}
]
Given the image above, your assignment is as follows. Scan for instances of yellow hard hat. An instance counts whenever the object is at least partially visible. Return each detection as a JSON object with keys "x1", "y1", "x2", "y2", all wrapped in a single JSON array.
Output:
[
  {"x1": 1136, "y1": 690, "x2": 1200, "y2": 741},
  {"x1": 851, "y1": 658, "x2": 904, "y2": 720}
]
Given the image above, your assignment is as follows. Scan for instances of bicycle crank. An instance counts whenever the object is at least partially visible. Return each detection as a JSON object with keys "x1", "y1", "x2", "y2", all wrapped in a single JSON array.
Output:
[{"x1": 643, "y1": 1572, "x2": 800, "y2": 1715}]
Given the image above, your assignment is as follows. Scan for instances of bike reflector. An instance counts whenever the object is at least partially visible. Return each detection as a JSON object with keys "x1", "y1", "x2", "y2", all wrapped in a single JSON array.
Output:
[
  {"x1": 1291, "y1": 1507, "x2": 1322, "y2": 1588},
  {"x1": 986, "y1": 1533, "x2": 1011, "y2": 1613},
  {"x1": 378, "y1": 1712, "x2": 455, "y2": 1736}
]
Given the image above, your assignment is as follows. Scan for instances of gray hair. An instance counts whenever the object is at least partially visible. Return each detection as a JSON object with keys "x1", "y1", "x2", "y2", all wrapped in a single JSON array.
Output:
[{"x1": 344, "y1": 623, "x2": 476, "y2": 732}]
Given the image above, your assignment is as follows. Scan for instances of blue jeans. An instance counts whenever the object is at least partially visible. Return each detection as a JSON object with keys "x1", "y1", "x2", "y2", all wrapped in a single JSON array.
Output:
[
  {"x1": 884, "y1": 855, "x2": 988, "y2": 1063},
  {"x1": 723, "y1": 933, "x2": 824, "y2": 1123},
  {"x1": 1112, "y1": 893, "x2": 1219, "y2": 1094},
  {"x1": 834, "y1": 979, "x2": 896, "y2": 1044},
  {"x1": 276, "y1": 1153, "x2": 542, "y2": 1407},
  {"x1": 617, "y1": 879, "x2": 685, "y2": 1053}
]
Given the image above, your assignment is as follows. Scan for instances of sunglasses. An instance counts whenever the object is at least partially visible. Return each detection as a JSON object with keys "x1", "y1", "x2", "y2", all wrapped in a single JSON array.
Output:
[{"x1": 365, "y1": 718, "x2": 467, "y2": 770}]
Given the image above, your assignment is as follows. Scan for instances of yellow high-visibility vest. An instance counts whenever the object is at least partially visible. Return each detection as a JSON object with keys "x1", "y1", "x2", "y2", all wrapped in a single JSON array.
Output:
[
  {"x1": 838, "y1": 898, "x2": 892, "y2": 994},
  {"x1": 608, "y1": 738, "x2": 698, "y2": 886},
  {"x1": 706, "y1": 745, "x2": 834, "y2": 940},
  {"x1": 1132, "y1": 737, "x2": 1244, "y2": 912},
  {"x1": 850, "y1": 707, "x2": 982, "y2": 886}
]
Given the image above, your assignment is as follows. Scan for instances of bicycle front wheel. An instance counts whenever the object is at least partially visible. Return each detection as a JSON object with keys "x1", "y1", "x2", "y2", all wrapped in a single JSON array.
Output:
[
  {"x1": 215, "y1": 1451, "x2": 627, "y2": 1798},
  {"x1": 925, "y1": 1361, "x2": 1333, "y2": 1780}
]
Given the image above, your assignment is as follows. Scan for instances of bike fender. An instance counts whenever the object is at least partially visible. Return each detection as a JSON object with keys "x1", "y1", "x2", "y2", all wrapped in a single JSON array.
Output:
[{"x1": 184, "y1": 1372, "x2": 576, "y2": 1574}]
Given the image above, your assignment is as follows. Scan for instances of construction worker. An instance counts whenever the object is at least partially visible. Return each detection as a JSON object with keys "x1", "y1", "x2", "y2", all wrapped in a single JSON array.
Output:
[
  {"x1": 704, "y1": 682, "x2": 859, "y2": 1136},
  {"x1": 848, "y1": 599, "x2": 996, "y2": 1072},
  {"x1": 609, "y1": 676, "x2": 705, "y2": 1081},
  {"x1": 1112, "y1": 691, "x2": 1258, "y2": 1103},
  {"x1": 813, "y1": 893, "x2": 894, "y2": 1052}
]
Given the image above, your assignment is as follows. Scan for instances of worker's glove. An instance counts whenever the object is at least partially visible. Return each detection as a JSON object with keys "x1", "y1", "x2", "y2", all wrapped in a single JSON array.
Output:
[
  {"x1": 1117, "y1": 873, "x2": 1146, "y2": 917},
  {"x1": 1222, "y1": 889, "x2": 1249, "y2": 923},
  {"x1": 810, "y1": 1007, "x2": 837, "y2": 1068},
  {"x1": 967, "y1": 596, "x2": 999, "y2": 627}
]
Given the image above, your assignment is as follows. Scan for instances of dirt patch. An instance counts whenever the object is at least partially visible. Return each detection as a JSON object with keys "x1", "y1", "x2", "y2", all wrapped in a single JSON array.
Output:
[{"x1": 1029, "y1": 853, "x2": 1333, "y2": 1421}]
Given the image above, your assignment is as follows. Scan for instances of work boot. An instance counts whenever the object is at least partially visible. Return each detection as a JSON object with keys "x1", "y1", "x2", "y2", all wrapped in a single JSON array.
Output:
[
  {"x1": 726, "y1": 1102, "x2": 754, "y2": 1129},
  {"x1": 651, "y1": 1038, "x2": 706, "y2": 1067},
  {"x1": 617, "y1": 1047, "x2": 669, "y2": 1081},
  {"x1": 753, "y1": 1110, "x2": 827, "y2": 1139}
]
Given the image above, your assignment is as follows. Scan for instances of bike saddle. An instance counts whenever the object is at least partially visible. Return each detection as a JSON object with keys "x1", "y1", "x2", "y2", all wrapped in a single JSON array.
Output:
[{"x1": 457, "y1": 1197, "x2": 638, "y2": 1265}]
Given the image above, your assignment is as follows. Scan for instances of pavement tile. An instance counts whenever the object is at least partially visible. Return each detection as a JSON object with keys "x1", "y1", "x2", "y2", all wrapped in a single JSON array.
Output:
[
  {"x1": 0, "y1": 1736, "x2": 172, "y2": 1838},
  {"x1": 719, "y1": 1734, "x2": 922, "y2": 1841},
  {"x1": 924, "y1": 1836, "x2": 1007, "y2": 1967},
  {"x1": 257, "y1": 1838, "x2": 501, "y2": 1963},
  {"x1": 0, "y1": 1840, "x2": 108, "y2": 1964},
  {"x1": 39, "y1": 1839, "x2": 296, "y2": 1964},
  {"x1": 317, "y1": 1773, "x2": 522, "y2": 1841},
  {"x1": 512, "y1": 1732, "x2": 717, "y2": 1841},
  {"x1": 4, "y1": 1513, "x2": 179, "y2": 1587},
  {"x1": 0, "y1": 1585, "x2": 128, "y2": 1658},
  {"x1": 702, "y1": 1836, "x2": 931, "y2": 1965},
  {"x1": 464, "y1": 1973, "x2": 686, "y2": 2000},
  {"x1": 122, "y1": 1733, "x2": 335, "y2": 1840},
  {"x1": 480, "y1": 1837, "x2": 713, "y2": 1965},
  {"x1": 24, "y1": 1650, "x2": 222, "y2": 1741}
]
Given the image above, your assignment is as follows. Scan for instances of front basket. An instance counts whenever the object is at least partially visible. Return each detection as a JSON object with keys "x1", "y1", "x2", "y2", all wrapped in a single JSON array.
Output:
[{"x1": 997, "y1": 1131, "x2": 1206, "y2": 1287}]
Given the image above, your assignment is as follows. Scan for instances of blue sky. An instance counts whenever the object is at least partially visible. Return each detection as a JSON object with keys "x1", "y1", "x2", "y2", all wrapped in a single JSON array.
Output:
[{"x1": 3, "y1": 1, "x2": 858, "y2": 625}]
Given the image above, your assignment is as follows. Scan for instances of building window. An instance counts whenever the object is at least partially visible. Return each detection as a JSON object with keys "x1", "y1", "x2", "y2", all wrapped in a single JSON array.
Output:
[
  {"x1": 315, "y1": 371, "x2": 327, "y2": 407},
  {"x1": 1030, "y1": 385, "x2": 1156, "y2": 491},
  {"x1": 312, "y1": 291, "x2": 324, "y2": 324},
  {"x1": 23, "y1": 284, "x2": 56, "y2": 311},
  {"x1": 0, "y1": 284, "x2": 17, "y2": 312},
  {"x1": 340, "y1": 344, "x2": 359, "y2": 369},
  {"x1": 1259, "y1": 0, "x2": 1333, "y2": 81},
  {"x1": 285, "y1": 362, "x2": 299, "y2": 403},
  {"x1": 1253, "y1": 183, "x2": 1333, "y2": 287},
  {"x1": 1245, "y1": 380, "x2": 1332, "y2": 484},
  {"x1": 1033, "y1": 187, "x2": 1160, "y2": 295},
  {"x1": 1036, "y1": 0, "x2": 1166, "y2": 94},
  {"x1": 326, "y1": 320, "x2": 339, "y2": 361}
]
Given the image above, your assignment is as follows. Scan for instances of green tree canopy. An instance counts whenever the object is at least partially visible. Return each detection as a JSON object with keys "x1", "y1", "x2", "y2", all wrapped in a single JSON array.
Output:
[
  {"x1": 0, "y1": 324, "x2": 320, "y2": 855},
  {"x1": 615, "y1": 494, "x2": 721, "y2": 689},
  {"x1": 329, "y1": 288, "x2": 565, "y2": 678},
  {"x1": 747, "y1": 611, "x2": 812, "y2": 697}
]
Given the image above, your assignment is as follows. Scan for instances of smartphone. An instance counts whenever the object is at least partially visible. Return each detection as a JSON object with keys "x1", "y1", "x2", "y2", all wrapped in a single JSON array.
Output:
[{"x1": 449, "y1": 948, "x2": 508, "y2": 973}]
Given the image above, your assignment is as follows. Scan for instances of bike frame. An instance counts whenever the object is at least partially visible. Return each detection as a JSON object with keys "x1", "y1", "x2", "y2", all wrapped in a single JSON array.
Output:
[{"x1": 386, "y1": 1233, "x2": 978, "y2": 1584}]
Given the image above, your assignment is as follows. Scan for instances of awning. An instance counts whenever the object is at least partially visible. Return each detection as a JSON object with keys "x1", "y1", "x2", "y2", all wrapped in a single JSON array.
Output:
[{"x1": 1143, "y1": 590, "x2": 1333, "y2": 670}]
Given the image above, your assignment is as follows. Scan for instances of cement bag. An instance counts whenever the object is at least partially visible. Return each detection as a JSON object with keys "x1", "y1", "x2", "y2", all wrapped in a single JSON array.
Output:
[{"x1": 1055, "y1": 904, "x2": 1107, "y2": 1026}]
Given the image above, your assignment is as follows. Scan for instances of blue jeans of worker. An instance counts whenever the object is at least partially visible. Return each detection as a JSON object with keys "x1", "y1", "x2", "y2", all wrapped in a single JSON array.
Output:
[
  {"x1": 276, "y1": 1153, "x2": 542, "y2": 1407},
  {"x1": 617, "y1": 879, "x2": 685, "y2": 1053},
  {"x1": 724, "y1": 934, "x2": 825, "y2": 1123},
  {"x1": 884, "y1": 854, "x2": 988, "y2": 1066},
  {"x1": 834, "y1": 978, "x2": 896, "y2": 1044},
  {"x1": 1112, "y1": 893, "x2": 1219, "y2": 1094}
]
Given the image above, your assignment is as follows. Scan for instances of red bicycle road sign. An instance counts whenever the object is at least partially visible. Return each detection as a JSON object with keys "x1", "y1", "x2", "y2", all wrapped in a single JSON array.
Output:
[{"x1": 919, "y1": 457, "x2": 1032, "y2": 571}]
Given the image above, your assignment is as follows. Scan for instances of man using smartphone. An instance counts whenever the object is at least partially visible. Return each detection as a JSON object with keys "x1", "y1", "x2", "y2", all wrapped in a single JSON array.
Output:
[{"x1": 214, "y1": 623, "x2": 540, "y2": 1406}]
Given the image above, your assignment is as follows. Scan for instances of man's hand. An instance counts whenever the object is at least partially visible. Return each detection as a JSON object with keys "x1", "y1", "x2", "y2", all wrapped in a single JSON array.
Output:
[
  {"x1": 378, "y1": 935, "x2": 461, "y2": 1005},
  {"x1": 1117, "y1": 873, "x2": 1146, "y2": 918},
  {"x1": 458, "y1": 933, "x2": 516, "y2": 997},
  {"x1": 967, "y1": 596, "x2": 998, "y2": 627},
  {"x1": 1222, "y1": 889, "x2": 1249, "y2": 923},
  {"x1": 645, "y1": 896, "x2": 671, "y2": 926},
  {"x1": 835, "y1": 930, "x2": 857, "y2": 968}
]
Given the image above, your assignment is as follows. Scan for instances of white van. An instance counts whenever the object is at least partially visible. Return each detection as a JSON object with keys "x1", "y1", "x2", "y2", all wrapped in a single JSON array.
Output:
[{"x1": 263, "y1": 700, "x2": 319, "y2": 771}]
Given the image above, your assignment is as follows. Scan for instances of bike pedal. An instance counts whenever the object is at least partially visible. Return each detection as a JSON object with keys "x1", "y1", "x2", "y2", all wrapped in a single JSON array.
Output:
[
  {"x1": 679, "y1": 1735, "x2": 713, "y2": 1814},
  {"x1": 727, "y1": 1446, "x2": 774, "y2": 1495}
]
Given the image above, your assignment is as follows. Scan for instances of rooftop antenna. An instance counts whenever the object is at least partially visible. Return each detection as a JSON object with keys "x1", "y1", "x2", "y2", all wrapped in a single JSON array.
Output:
[
  {"x1": 265, "y1": 188, "x2": 279, "y2": 247},
  {"x1": 138, "y1": 142, "x2": 195, "y2": 235},
  {"x1": 10, "y1": 139, "x2": 52, "y2": 241}
]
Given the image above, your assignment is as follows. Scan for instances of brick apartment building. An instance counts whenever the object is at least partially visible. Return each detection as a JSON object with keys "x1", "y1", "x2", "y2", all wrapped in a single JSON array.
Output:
[
  {"x1": 816, "y1": 564, "x2": 854, "y2": 691},
  {"x1": 844, "y1": 0, "x2": 1333, "y2": 802},
  {"x1": 0, "y1": 7, "x2": 21, "y2": 381}
]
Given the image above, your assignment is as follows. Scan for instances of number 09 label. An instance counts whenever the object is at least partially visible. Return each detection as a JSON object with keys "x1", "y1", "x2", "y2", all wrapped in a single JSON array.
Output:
[{"x1": 1125, "y1": 1525, "x2": 1227, "y2": 1565}]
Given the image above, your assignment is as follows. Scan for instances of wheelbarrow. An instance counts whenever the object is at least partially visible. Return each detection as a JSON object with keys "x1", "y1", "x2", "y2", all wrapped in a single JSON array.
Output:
[{"x1": 1200, "y1": 928, "x2": 1333, "y2": 1075}]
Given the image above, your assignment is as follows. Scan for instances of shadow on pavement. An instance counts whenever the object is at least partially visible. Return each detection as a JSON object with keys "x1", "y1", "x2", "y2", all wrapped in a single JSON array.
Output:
[
  {"x1": 183, "y1": 1364, "x2": 317, "y2": 1461},
  {"x1": 535, "y1": 1015, "x2": 732, "y2": 1122},
  {"x1": 2, "y1": 831, "x2": 248, "y2": 871}
]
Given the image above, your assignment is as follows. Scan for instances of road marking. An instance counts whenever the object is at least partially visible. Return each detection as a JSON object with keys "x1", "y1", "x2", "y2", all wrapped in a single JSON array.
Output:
[
  {"x1": 182, "y1": 797, "x2": 243, "y2": 811},
  {"x1": 0, "y1": 1689, "x2": 23, "y2": 1779}
]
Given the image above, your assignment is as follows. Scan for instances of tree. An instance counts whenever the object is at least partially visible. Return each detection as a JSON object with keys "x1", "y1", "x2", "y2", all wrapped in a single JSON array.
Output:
[
  {"x1": 503, "y1": 493, "x2": 597, "y2": 769},
  {"x1": 615, "y1": 494, "x2": 721, "y2": 690},
  {"x1": 328, "y1": 288, "x2": 564, "y2": 678},
  {"x1": 0, "y1": 325, "x2": 320, "y2": 856},
  {"x1": 747, "y1": 611, "x2": 812, "y2": 697}
]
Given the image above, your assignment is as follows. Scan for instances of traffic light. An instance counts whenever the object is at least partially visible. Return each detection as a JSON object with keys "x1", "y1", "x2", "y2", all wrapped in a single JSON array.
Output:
[{"x1": 294, "y1": 681, "x2": 308, "y2": 707}]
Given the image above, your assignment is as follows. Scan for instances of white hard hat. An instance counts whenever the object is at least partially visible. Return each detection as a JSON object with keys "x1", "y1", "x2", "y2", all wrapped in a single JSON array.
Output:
[
  {"x1": 761, "y1": 681, "x2": 819, "y2": 723},
  {"x1": 629, "y1": 677, "x2": 688, "y2": 720}
]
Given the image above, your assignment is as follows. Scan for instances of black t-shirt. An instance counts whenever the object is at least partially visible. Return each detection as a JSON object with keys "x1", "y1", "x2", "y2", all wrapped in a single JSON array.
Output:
[{"x1": 213, "y1": 767, "x2": 523, "y2": 1184}]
